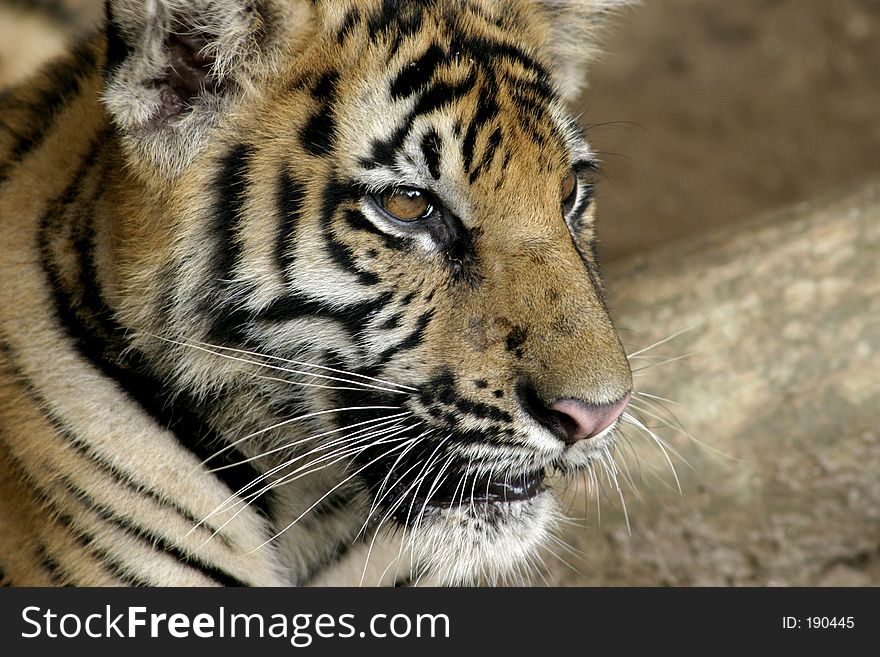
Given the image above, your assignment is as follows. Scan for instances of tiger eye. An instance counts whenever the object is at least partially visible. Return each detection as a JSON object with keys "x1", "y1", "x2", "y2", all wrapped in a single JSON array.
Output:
[
  {"x1": 379, "y1": 188, "x2": 432, "y2": 222},
  {"x1": 561, "y1": 168, "x2": 578, "y2": 206}
]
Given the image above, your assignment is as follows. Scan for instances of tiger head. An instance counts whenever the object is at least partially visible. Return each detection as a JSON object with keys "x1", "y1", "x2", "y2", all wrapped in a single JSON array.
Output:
[{"x1": 105, "y1": 0, "x2": 633, "y2": 583}]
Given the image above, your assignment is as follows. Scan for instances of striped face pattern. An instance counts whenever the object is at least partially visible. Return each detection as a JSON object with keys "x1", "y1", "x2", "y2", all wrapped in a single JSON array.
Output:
[{"x1": 0, "y1": 0, "x2": 633, "y2": 586}]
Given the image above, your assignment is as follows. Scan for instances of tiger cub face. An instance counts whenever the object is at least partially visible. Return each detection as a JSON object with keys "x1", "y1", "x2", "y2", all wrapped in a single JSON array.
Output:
[{"x1": 106, "y1": 0, "x2": 632, "y2": 583}]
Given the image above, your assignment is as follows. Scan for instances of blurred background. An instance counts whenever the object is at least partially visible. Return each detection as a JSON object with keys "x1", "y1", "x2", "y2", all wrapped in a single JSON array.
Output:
[
  {"x1": 2, "y1": 0, "x2": 878, "y2": 586},
  {"x1": 584, "y1": 0, "x2": 880, "y2": 261}
]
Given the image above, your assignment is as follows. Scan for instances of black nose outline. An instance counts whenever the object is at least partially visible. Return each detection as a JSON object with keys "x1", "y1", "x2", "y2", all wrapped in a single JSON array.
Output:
[{"x1": 516, "y1": 379, "x2": 631, "y2": 446}]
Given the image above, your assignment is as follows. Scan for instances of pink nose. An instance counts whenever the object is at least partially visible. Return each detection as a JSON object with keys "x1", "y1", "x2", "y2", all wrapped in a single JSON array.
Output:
[{"x1": 548, "y1": 391, "x2": 631, "y2": 445}]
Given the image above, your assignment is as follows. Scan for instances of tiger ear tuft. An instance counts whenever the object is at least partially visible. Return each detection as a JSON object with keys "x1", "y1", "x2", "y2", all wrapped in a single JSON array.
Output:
[
  {"x1": 533, "y1": 0, "x2": 635, "y2": 101},
  {"x1": 102, "y1": 0, "x2": 306, "y2": 177}
]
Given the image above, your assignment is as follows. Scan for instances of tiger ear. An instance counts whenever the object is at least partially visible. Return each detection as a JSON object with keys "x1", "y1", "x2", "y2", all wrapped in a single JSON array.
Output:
[
  {"x1": 102, "y1": 0, "x2": 308, "y2": 177},
  {"x1": 533, "y1": 0, "x2": 634, "y2": 101}
]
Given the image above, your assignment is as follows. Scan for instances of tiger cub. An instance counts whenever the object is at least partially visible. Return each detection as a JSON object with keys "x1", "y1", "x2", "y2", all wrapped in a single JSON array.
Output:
[{"x1": 0, "y1": 0, "x2": 633, "y2": 586}]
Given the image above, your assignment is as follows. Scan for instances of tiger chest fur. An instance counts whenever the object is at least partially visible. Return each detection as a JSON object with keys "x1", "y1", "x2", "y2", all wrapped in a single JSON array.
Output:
[{"x1": 0, "y1": 0, "x2": 633, "y2": 586}]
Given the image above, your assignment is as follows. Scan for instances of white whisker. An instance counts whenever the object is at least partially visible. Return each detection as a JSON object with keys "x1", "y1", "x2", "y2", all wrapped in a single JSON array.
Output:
[
  {"x1": 208, "y1": 411, "x2": 409, "y2": 471},
  {"x1": 152, "y1": 334, "x2": 417, "y2": 391},
  {"x1": 202, "y1": 405, "x2": 402, "y2": 465},
  {"x1": 248, "y1": 437, "x2": 419, "y2": 555},
  {"x1": 625, "y1": 323, "x2": 702, "y2": 359},
  {"x1": 622, "y1": 412, "x2": 683, "y2": 494}
]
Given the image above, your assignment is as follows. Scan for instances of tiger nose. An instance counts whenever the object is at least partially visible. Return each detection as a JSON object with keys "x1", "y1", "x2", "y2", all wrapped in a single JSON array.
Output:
[{"x1": 547, "y1": 392, "x2": 631, "y2": 445}]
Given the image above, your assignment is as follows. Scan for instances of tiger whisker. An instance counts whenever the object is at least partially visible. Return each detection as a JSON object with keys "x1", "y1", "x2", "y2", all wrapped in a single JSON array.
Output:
[
  {"x1": 632, "y1": 393, "x2": 737, "y2": 462},
  {"x1": 250, "y1": 373, "x2": 380, "y2": 393},
  {"x1": 175, "y1": 336, "x2": 417, "y2": 392},
  {"x1": 625, "y1": 323, "x2": 702, "y2": 360},
  {"x1": 625, "y1": 403, "x2": 693, "y2": 468},
  {"x1": 154, "y1": 336, "x2": 411, "y2": 395},
  {"x1": 541, "y1": 541, "x2": 581, "y2": 577},
  {"x1": 412, "y1": 448, "x2": 458, "y2": 536},
  {"x1": 631, "y1": 351, "x2": 698, "y2": 373},
  {"x1": 547, "y1": 530, "x2": 587, "y2": 561},
  {"x1": 200, "y1": 427, "x2": 420, "y2": 549},
  {"x1": 356, "y1": 429, "x2": 436, "y2": 543},
  {"x1": 191, "y1": 419, "x2": 413, "y2": 535},
  {"x1": 356, "y1": 430, "x2": 439, "y2": 582},
  {"x1": 248, "y1": 436, "x2": 421, "y2": 555},
  {"x1": 634, "y1": 390, "x2": 682, "y2": 406},
  {"x1": 622, "y1": 412, "x2": 683, "y2": 494},
  {"x1": 410, "y1": 438, "x2": 459, "y2": 539},
  {"x1": 201, "y1": 405, "x2": 403, "y2": 465},
  {"x1": 209, "y1": 420, "x2": 417, "y2": 519},
  {"x1": 207, "y1": 411, "x2": 409, "y2": 471},
  {"x1": 368, "y1": 435, "x2": 456, "y2": 581},
  {"x1": 627, "y1": 400, "x2": 693, "y2": 439}
]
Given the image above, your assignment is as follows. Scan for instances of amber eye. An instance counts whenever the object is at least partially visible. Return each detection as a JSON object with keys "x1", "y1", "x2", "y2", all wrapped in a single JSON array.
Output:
[
  {"x1": 561, "y1": 168, "x2": 578, "y2": 210},
  {"x1": 378, "y1": 187, "x2": 433, "y2": 222}
]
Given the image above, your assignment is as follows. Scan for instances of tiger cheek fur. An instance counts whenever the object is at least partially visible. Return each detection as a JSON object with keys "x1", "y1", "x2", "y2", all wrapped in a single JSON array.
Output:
[{"x1": 0, "y1": 0, "x2": 633, "y2": 587}]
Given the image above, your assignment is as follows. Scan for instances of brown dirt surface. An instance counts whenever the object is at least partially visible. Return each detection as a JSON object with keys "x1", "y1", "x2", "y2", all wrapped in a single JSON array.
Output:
[{"x1": 580, "y1": 0, "x2": 880, "y2": 261}]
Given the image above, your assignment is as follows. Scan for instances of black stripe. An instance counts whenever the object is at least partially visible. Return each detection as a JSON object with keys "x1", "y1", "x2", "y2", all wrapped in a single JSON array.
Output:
[
  {"x1": 375, "y1": 309, "x2": 434, "y2": 366},
  {"x1": 421, "y1": 129, "x2": 443, "y2": 180},
  {"x1": 311, "y1": 70, "x2": 340, "y2": 101},
  {"x1": 35, "y1": 544, "x2": 70, "y2": 586},
  {"x1": 6, "y1": 450, "x2": 148, "y2": 586},
  {"x1": 58, "y1": 472, "x2": 250, "y2": 587},
  {"x1": 0, "y1": 341, "x2": 236, "y2": 549},
  {"x1": 259, "y1": 290, "x2": 394, "y2": 331},
  {"x1": 363, "y1": 69, "x2": 478, "y2": 170},
  {"x1": 9, "y1": 444, "x2": 244, "y2": 586},
  {"x1": 212, "y1": 142, "x2": 254, "y2": 286},
  {"x1": 453, "y1": 35, "x2": 553, "y2": 96},
  {"x1": 454, "y1": 397, "x2": 513, "y2": 423},
  {"x1": 469, "y1": 124, "x2": 503, "y2": 184},
  {"x1": 336, "y1": 6, "x2": 362, "y2": 42},
  {"x1": 343, "y1": 209, "x2": 407, "y2": 251},
  {"x1": 276, "y1": 168, "x2": 306, "y2": 284},
  {"x1": 321, "y1": 181, "x2": 380, "y2": 286},
  {"x1": 380, "y1": 312, "x2": 403, "y2": 331},
  {"x1": 0, "y1": 41, "x2": 98, "y2": 185},
  {"x1": 46, "y1": 513, "x2": 149, "y2": 586},
  {"x1": 368, "y1": 0, "x2": 425, "y2": 39},
  {"x1": 300, "y1": 103, "x2": 337, "y2": 157},
  {"x1": 390, "y1": 43, "x2": 445, "y2": 100},
  {"x1": 104, "y1": 1, "x2": 132, "y2": 75},
  {"x1": 36, "y1": 142, "x2": 273, "y2": 519},
  {"x1": 411, "y1": 69, "x2": 478, "y2": 119},
  {"x1": 203, "y1": 141, "x2": 258, "y2": 347},
  {"x1": 462, "y1": 81, "x2": 499, "y2": 174}
]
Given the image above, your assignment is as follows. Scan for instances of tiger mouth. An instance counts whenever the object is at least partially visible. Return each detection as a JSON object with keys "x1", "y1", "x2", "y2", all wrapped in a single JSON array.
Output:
[{"x1": 416, "y1": 469, "x2": 547, "y2": 509}]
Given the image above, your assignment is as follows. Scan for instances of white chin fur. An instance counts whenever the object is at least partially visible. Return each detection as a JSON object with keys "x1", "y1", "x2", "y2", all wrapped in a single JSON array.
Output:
[{"x1": 408, "y1": 490, "x2": 558, "y2": 585}]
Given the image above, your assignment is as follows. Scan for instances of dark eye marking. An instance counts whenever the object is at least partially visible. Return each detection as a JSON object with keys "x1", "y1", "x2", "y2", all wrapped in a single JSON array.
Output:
[
  {"x1": 563, "y1": 161, "x2": 599, "y2": 226},
  {"x1": 561, "y1": 167, "x2": 577, "y2": 210}
]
